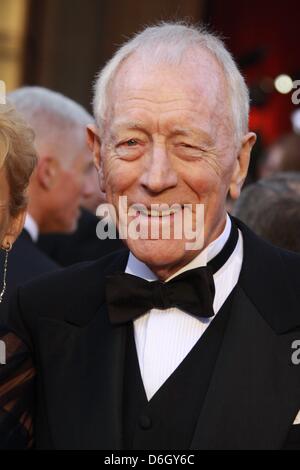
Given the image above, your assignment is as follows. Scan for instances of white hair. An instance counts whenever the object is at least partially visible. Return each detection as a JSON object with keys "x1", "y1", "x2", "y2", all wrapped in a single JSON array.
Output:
[
  {"x1": 9, "y1": 86, "x2": 93, "y2": 165},
  {"x1": 93, "y1": 22, "x2": 249, "y2": 146}
]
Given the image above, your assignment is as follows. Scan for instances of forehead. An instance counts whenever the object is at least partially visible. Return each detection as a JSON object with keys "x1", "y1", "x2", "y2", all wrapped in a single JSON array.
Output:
[{"x1": 107, "y1": 47, "x2": 229, "y2": 128}]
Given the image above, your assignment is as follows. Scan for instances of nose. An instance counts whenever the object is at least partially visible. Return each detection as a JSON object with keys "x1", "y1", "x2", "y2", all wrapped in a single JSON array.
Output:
[{"x1": 140, "y1": 143, "x2": 178, "y2": 194}]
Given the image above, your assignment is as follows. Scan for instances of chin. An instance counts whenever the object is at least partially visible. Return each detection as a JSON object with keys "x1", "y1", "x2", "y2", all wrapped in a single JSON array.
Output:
[
  {"x1": 126, "y1": 238, "x2": 192, "y2": 270},
  {"x1": 59, "y1": 220, "x2": 78, "y2": 234},
  {"x1": 68, "y1": 222, "x2": 78, "y2": 234}
]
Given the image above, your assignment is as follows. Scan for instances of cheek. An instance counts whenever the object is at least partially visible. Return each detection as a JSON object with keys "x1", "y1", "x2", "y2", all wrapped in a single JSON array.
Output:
[
  {"x1": 69, "y1": 171, "x2": 83, "y2": 190},
  {"x1": 58, "y1": 179, "x2": 81, "y2": 207},
  {"x1": 181, "y1": 163, "x2": 222, "y2": 199},
  {"x1": 104, "y1": 159, "x2": 139, "y2": 197}
]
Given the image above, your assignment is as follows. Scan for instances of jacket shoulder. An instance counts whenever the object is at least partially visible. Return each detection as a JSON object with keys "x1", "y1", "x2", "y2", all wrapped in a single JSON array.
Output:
[
  {"x1": 8, "y1": 248, "x2": 129, "y2": 331},
  {"x1": 234, "y1": 216, "x2": 300, "y2": 333},
  {"x1": 277, "y1": 247, "x2": 300, "y2": 294}
]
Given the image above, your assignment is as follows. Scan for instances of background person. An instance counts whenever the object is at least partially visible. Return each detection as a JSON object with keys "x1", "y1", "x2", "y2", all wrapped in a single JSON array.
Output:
[{"x1": 233, "y1": 172, "x2": 300, "y2": 251}]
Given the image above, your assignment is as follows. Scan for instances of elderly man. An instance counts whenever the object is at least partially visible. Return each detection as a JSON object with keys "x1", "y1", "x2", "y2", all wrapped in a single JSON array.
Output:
[
  {"x1": 9, "y1": 87, "x2": 94, "y2": 235},
  {"x1": 0, "y1": 23, "x2": 300, "y2": 450},
  {"x1": 14, "y1": 87, "x2": 123, "y2": 267}
]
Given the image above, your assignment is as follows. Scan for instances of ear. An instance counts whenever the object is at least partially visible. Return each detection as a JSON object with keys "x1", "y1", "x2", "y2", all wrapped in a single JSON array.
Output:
[
  {"x1": 36, "y1": 156, "x2": 60, "y2": 190},
  {"x1": 86, "y1": 124, "x2": 105, "y2": 193},
  {"x1": 229, "y1": 132, "x2": 257, "y2": 200},
  {"x1": 1, "y1": 208, "x2": 26, "y2": 249}
]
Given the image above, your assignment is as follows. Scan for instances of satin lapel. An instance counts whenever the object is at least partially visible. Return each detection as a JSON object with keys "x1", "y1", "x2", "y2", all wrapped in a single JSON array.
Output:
[
  {"x1": 190, "y1": 286, "x2": 300, "y2": 450},
  {"x1": 37, "y1": 251, "x2": 130, "y2": 450}
]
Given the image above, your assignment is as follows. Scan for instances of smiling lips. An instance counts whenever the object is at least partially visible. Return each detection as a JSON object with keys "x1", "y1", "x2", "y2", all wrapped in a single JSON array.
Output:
[{"x1": 131, "y1": 204, "x2": 183, "y2": 218}]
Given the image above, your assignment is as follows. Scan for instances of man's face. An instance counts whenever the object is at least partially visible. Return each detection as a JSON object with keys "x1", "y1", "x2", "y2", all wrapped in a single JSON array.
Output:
[
  {"x1": 81, "y1": 162, "x2": 106, "y2": 213},
  {"x1": 41, "y1": 146, "x2": 93, "y2": 233},
  {"x1": 94, "y1": 49, "x2": 253, "y2": 278}
]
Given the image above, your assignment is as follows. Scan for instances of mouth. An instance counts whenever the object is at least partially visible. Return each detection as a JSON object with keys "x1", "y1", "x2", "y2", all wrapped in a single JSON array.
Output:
[{"x1": 130, "y1": 204, "x2": 183, "y2": 218}]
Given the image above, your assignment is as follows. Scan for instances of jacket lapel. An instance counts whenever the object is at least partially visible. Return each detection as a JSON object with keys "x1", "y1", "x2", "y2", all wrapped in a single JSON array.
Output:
[
  {"x1": 36, "y1": 221, "x2": 300, "y2": 450},
  {"x1": 190, "y1": 285, "x2": 300, "y2": 449},
  {"x1": 37, "y1": 250, "x2": 130, "y2": 449},
  {"x1": 190, "y1": 219, "x2": 300, "y2": 449}
]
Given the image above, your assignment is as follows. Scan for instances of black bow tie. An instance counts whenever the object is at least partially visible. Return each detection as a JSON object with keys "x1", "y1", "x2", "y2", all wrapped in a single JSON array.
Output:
[{"x1": 106, "y1": 220, "x2": 239, "y2": 325}]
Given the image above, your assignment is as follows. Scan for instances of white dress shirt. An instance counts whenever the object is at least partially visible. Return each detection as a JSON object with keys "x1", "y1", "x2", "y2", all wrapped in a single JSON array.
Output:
[
  {"x1": 24, "y1": 213, "x2": 39, "y2": 242},
  {"x1": 125, "y1": 214, "x2": 244, "y2": 401}
]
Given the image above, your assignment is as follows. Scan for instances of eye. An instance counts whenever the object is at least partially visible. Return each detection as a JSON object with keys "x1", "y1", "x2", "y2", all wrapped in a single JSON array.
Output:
[
  {"x1": 115, "y1": 138, "x2": 144, "y2": 160},
  {"x1": 125, "y1": 139, "x2": 138, "y2": 146},
  {"x1": 174, "y1": 142, "x2": 207, "y2": 160},
  {"x1": 181, "y1": 143, "x2": 193, "y2": 147},
  {"x1": 116, "y1": 138, "x2": 140, "y2": 150},
  {"x1": 177, "y1": 142, "x2": 195, "y2": 150}
]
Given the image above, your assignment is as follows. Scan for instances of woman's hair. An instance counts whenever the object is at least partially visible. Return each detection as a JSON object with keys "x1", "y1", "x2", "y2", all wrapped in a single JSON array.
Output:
[{"x1": 0, "y1": 103, "x2": 37, "y2": 216}]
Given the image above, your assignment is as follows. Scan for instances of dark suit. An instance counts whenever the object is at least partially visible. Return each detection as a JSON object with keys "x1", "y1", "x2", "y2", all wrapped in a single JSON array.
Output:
[
  {"x1": 0, "y1": 229, "x2": 59, "y2": 320},
  {"x1": 1, "y1": 218, "x2": 300, "y2": 449},
  {"x1": 37, "y1": 208, "x2": 124, "y2": 266}
]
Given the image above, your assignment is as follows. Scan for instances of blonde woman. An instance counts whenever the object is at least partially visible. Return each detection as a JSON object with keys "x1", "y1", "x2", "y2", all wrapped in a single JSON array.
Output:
[{"x1": 0, "y1": 104, "x2": 37, "y2": 304}]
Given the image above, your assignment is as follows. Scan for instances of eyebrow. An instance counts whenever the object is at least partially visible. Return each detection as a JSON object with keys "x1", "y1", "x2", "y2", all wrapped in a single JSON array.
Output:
[
  {"x1": 171, "y1": 126, "x2": 215, "y2": 146},
  {"x1": 111, "y1": 121, "x2": 146, "y2": 132},
  {"x1": 110, "y1": 121, "x2": 214, "y2": 146},
  {"x1": 108, "y1": 121, "x2": 147, "y2": 141}
]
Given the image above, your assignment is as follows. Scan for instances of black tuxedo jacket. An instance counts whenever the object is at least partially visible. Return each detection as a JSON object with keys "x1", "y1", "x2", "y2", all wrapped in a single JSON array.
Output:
[
  {"x1": 37, "y1": 208, "x2": 124, "y2": 266},
  {"x1": 0, "y1": 218, "x2": 300, "y2": 449},
  {"x1": 0, "y1": 229, "x2": 59, "y2": 321}
]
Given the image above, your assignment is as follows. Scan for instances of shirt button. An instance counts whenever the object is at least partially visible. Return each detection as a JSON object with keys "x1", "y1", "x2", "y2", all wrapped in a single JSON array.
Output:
[{"x1": 139, "y1": 415, "x2": 152, "y2": 430}]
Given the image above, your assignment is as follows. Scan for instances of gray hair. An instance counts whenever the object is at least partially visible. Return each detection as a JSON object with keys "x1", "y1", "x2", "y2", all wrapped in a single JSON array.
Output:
[
  {"x1": 9, "y1": 86, "x2": 93, "y2": 165},
  {"x1": 93, "y1": 22, "x2": 250, "y2": 146},
  {"x1": 233, "y1": 172, "x2": 300, "y2": 252}
]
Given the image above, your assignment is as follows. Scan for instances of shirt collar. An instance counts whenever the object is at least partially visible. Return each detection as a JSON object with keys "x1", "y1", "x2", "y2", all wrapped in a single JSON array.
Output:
[
  {"x1": 125, "y1": 213, "x2": 231, "y2": 282},
  {"x1": 24, "y1": 213, "x2": 39, "y2": 242}
]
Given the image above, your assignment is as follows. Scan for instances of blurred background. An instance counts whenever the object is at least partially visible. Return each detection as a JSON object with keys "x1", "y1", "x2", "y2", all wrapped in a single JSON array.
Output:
[
  {"x1": 1, "y1": 0, "x2": 300, "y2": 256},
  {"x1": 1, "y1": 0, "x2": 300, "y2": 145}
]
